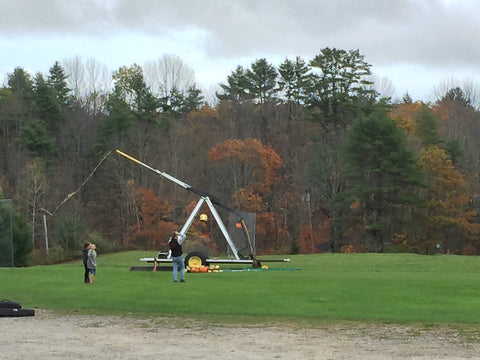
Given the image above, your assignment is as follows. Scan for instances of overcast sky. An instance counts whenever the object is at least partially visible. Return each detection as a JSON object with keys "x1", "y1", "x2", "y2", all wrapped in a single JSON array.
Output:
[{"x1": 1, "y1": 0, "x2": 479, "y2": 102}]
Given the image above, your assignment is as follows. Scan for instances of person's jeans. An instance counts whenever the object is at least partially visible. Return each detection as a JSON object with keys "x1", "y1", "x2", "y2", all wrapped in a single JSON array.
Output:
[{"x1": 172, "y1": 256, "x2": 185, "y2": 281}]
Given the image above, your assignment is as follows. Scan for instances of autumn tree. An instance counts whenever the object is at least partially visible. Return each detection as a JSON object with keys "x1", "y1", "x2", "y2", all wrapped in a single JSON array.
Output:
[
  {"x1": 434, "y1": 87, "x2": 480, "y2": 228},
  {"x1": 391, "y1": 102, "x2": 465, "y2": 162},
  {"x1": 125, "y1": 187, "x2": 176, "y2": 248},
  {"x1": 389, "y1": 101, "x2": 423, "y2": 137},
  {"x1": 3, "y1": 53, "x2": 480, "y2": 262},
  {"x1": 414, "y1": 146, "x2": 479, "y2": 254},
  {"x1": 209, "y1": 138, "x2": 287, "y2": 253},
  {"x1": 174, "y1": 105, "x2": 227, "y2": 194},
  {"x1": 209, "y1": 138, "x2": 281, "y2": 201},
  {"x1": 390, "y1": 101, "x2": 480, "y2": 253}
]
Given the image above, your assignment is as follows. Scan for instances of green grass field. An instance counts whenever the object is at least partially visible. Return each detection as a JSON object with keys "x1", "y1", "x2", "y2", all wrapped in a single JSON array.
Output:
[{"x1": 2, "y1": 251, "x2": 480, "y2": 325}]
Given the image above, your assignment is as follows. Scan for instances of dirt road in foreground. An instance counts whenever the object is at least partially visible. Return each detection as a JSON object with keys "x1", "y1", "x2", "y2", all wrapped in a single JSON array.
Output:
[{"x1": 1, "y1": 309, "x2": 480, "y2": 360}]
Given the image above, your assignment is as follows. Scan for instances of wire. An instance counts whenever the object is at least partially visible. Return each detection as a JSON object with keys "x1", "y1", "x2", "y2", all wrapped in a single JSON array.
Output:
[{"x1": 42, "y1": 150, "x2": 112, "y2": 216}]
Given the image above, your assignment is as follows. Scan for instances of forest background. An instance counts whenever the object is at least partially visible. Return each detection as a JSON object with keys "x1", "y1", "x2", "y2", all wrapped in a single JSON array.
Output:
[{"x1": 1, "y1": 47, "x2": 480, "y2": 266}]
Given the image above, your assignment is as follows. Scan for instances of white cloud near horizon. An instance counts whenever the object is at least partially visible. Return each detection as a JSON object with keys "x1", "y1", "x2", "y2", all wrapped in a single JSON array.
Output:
[{"x1": 1, "y1": 0, "x2": 479, "y2": 102}]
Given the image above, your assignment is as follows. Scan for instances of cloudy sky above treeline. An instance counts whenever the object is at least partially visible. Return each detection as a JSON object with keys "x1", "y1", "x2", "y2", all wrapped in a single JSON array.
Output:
[{"x1": 1, "y1": 0, "x2": 479, "y2": 102}]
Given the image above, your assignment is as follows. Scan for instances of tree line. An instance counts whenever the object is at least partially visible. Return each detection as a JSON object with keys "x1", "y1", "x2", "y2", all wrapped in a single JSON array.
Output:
[{"x1": 1, "y1": 48, "x2": 479, "y2": 265}]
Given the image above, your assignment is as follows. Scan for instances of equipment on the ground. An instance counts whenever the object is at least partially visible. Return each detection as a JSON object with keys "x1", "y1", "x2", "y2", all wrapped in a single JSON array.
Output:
[
  {"x1": 116, "y1": 149, "x2": 289, "y2": 269},
  {"x1": 0, "y1": 299, "x2": 35, "y2": 317}
]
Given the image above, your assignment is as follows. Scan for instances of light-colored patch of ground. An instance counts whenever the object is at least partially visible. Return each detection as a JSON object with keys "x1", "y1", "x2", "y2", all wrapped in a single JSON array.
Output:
[{"x1": 1, "y1": 309, "x2": 480, "y2": 359}]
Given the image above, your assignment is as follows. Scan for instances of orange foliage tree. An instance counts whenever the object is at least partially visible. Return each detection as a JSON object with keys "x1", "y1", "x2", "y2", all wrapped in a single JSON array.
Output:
[
  {"x1": 390, "y1": 102, "x2": 479, "y2": 254},
  {"x1": 125, "y1": 187, "x2": 177, "y2": 248},
  {"x1": 390, "y1": 102, "x2": 448, "y2": 137},
  {"x1": 415, "y1": 146, "x2": 479, "y2": 253},
  {"x1": 209, "y1": 138, "x2": 282, "y2": 196},
  {"x1": 209, "y1": 138, "x2": 287, "y2": 253},
  {"x1": 389, "y1": 102, "x2": 423, "y2": 136}
]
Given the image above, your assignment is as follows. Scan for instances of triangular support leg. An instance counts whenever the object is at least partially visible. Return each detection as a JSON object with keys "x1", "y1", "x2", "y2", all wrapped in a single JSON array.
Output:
[{"x1": 179, "y1": 196, "x2": 240, "y2": 260}]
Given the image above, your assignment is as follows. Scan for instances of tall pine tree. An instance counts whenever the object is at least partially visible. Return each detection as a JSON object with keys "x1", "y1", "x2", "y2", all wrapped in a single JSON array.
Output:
[{"x1": 339, "y1": 109, "x2": 424, "y2": 251}]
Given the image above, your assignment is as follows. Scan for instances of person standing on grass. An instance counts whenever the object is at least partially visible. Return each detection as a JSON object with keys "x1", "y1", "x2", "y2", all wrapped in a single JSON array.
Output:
[
  {"x1": 168, "y1": 231, "x2": 186, "y2": 283},
  {"x1": 87, "y1": 243, "x2": 97, "y2": 284},
  {"x1": 82, "y1": 242, "x2": 91, "y2": 283}
]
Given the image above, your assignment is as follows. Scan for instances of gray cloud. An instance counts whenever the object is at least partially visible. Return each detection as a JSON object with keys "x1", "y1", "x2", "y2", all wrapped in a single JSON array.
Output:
[
  {"x1": 1, "y1": 0, "x2": 479, "y2": 99},
  {"x1": 0, "y1": 0, "x2": 111, "y2": 34},
  {"x1": 2, "y1": 0, "x2": 479, "y2": 65}
]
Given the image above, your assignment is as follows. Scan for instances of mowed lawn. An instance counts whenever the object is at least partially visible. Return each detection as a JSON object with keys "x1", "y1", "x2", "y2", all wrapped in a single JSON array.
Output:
[{"x1": 2, "y1": 251, "x2": 480, "y2": 325}]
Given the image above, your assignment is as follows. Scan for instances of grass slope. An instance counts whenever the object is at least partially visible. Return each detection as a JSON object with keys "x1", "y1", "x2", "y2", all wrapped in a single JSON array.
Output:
[{"x1": 2, "y1": 251, "x2": 480, "y2": 324}]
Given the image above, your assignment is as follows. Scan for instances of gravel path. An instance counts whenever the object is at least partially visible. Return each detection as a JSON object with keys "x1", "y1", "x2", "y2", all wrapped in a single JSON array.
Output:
[{"x1": 1, "y1": 309, "x2": 480, "y2": 359}]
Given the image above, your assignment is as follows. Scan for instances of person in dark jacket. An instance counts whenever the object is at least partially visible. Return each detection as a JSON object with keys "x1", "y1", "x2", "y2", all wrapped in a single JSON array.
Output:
[
  {"x1": 168, "y1": 231, "x2": 186, "y2": 283},
  {"x1": 82, "y1": 242, "x2": 91, "y2": 283}
]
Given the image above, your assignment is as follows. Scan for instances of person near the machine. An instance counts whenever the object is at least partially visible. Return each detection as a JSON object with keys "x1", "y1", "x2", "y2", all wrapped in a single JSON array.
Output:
[{"x1": 168, "y1": 231, "x2": 186, "y2": 283}]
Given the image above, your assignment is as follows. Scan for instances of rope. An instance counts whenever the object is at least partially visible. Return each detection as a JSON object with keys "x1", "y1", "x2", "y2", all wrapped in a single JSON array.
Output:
[{"x1": 41, "y1": 150, "x2": 112, "y2": 216}]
